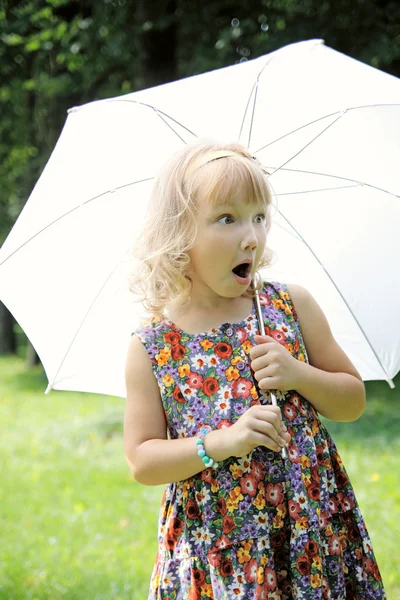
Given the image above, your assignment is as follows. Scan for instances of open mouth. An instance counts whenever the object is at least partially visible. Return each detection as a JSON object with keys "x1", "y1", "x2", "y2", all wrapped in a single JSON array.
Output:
[
  {"x1": 232, "y1": 261, "x2": 252, "y2": 283},
  {"x1": 232, "y1": 263, "x2": 250, "y2": 278}
]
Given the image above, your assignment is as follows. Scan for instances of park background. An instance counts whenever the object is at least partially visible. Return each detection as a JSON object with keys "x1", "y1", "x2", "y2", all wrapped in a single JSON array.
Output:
[{"x1": 1, "y1": 1, "x2": 399, "y2": 598}]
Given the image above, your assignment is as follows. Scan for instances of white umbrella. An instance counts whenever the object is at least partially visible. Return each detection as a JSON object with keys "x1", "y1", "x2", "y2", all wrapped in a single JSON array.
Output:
[{"x1": 0, "y1": 38, "x2": 399, "y2": 398}]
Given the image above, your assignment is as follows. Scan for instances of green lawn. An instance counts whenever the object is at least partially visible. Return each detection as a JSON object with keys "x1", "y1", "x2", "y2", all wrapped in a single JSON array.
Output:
[{"x1": 0, "y1": 355, "x2": 399, "y2": 599}]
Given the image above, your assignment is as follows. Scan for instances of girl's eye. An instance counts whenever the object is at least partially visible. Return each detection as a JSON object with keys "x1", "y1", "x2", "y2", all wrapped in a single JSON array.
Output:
[
  {"x1": 255, "y1": 214, "x2": 266, "y2": 224},
  {"x1": 218, "y1": 215, "x2": 234, "y2": 225}
]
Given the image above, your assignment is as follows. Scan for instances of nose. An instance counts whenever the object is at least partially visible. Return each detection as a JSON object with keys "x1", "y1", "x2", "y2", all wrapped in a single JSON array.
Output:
[{"x1": 240, "y1": 223, "x2": 258, "y2": 251}]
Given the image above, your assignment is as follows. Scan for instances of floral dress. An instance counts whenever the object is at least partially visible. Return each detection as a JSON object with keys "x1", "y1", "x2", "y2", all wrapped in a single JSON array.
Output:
[{"x1": 134, "y1": 281, "x2": 386, "y2": 600}]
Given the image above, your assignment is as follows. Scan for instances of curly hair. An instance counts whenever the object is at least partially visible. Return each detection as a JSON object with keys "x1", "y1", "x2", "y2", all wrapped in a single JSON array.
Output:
[{"x1": 128, "y1": 139, "x2": 275, "y2": 316}]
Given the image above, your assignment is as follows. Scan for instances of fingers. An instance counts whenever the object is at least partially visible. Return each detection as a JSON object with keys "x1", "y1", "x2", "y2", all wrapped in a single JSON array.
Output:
[
  {"x1": 253, "y1": 418, "x2": 290, "y2": 450},
  {"x1": 249, "y1": 430, "x2": 283, "y2": 453}
]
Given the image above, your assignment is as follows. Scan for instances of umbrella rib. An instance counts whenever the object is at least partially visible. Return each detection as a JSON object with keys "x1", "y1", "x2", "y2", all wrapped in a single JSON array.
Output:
[
  {"x1": 239, "y1": 53, "x2": 275, "y2": 146},
  {"x1": 246, "y1": 79, "x2": 259, "y2": 148},
  {"x1": 150, "y1": 106, "x2": 195, "y2": 143},
  {"x1": 238, "y1": 81, "x2": 257, "y2": 143},
  {"x1": 254, "y1": 103, "x2": 400, "y2": 155},
  {"x1": 45, "y1": 248, "x2": 133, "y2": 394},
  {"x1": 276, "y1": 183, "x2": 360, "y2": 197},
  {"x1": 269, "y1": 166, "x2": 399, "y2": 199},
  {"x1": 84, "y1": 98, "x2": 200, "y2": 140},
  {"x1": 275, "y1": 208, "x2": 393, "y2": 383},
  {"x1": 0, "y1": 178, "x2": 154, "y2": 267},
  {"x1": 266, "y1": 113, "x2": 344, "y2": 177}
]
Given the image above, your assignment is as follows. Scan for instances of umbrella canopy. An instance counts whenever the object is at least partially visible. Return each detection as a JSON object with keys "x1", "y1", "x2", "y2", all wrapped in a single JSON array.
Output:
[{"x1": 0, "y1": 39, "x2": 399, "y2": 397}]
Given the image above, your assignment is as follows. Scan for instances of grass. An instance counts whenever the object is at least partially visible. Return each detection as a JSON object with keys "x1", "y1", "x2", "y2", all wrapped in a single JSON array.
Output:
[{"x1": 0, "y1": 354, "x2": 399, "y2": 599}]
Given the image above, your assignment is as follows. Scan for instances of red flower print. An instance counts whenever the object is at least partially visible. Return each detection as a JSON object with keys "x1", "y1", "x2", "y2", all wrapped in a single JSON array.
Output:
[
  {"x1": 222, "y1": 515, "x2": 236, "y2": 534},
  {"x1": 287, "y1": 444, "x2": 300, "y2": 463},
  {"x1": 214, "y1": 342, "x2": 233, "y2": 359},
  {"x1": 347, "y1": 523, "x2": 360, "y2": 543},
  {"x1": 316, "y1": 444, "x2": 325, "y2": 465},
  {"x1": 306, "y1": 482, "x2": 321, "y2": 501},
  {"x1": 236, "y1": 327, "x2": 248, "y2": 343},
  {"x1": 362, "y1": 557, "x2": 373, "y2": 573},
  {"x1": 265, "y1": 567, "x2": 277, "y2": 591},
  {"x1": 283, "y1": 403, "x2": 297, "y2": 421},
  {"x1": 217, "y1": 419, "x2": 232, "y2": 429},
  {"x1": 337, "y1": 492, "x2": 355, "y2": 512},
  {"x1": 231, "y1": 377, "x2": 253, "y2": 399},
  {"x1": 371, "y1": 562, "x2": 381, "y2": 581},
  {"x1": 202, "y1": 377, "x2": 219, "y2": 396},
  {"x1": 259, "y1": 292, "x2": 271, "y2": 306},
  {"x1": 255, "y1": 586, "x2": 267, "y2": 600},
  {"x1": 191, "y1": 568, "x2": 206, "y2": 586},
  {"x1": 173, "y1": 385, "x2": 186, "y2": 403},
  {"x1": 319, "y1": 511, "x2": 330, "y2": 528},
  {"x1": 214, "y1": 534, "x2": 230, "y2": 550},
  {"x1": 250, "y1": 460, "x2": 265, "y2": 482},
  {"x1": 201, "y1": 468, "x2": 214, "y2": 483},
  {"x1": 216, "y1": 497, "x2": 227, "y2": 516},
  {"x1": 188, "y1": 585, "x2": 201, "y2": 600},
  {"x1": 168, "y1": 517, "x2": 184, "y2": 538},
  {"x1": 185, "y1": 498, "x2": 201, "y2": 520},
  {"x1": 171, "y1": 343, "x2": 186, "y2": 361},
  {"x1": 244, "y1": 558, "x2": 257, "y2": 583},
  {"x1": 305, "y1": 539, "x2": 319, "y2": 557},
  {"x1": 164, "y1": 532, "x2": 177, "y2": 552},
  {"x1": 187, "y1": 372, "x2": 204, "y2": 390},
  {"x1": 310, "y1": 464, "x2": 320, "y2": 483},
  {"x1": 240, "y1": 474, "x2": 258, "y2": 497},
  {"x1": 265, "y1": 483, "x2": 284, "y2": 506},
  {"x1": 296, "y1": 553, "x2": 311, "y2": 575},
  {"x1": 335, "y1": 470, "x2": 349, "y2": 488},
  {"x1": 164, "y1": 331, "x2": 181, "y2": 345},
  {"x1": 219, "y1": 557, "x2": 234, "y2": 578},
  {"x1": 269, "y1": 329, "x2": 287, "y2": 344},
  {"x1": 271, "y1": 531, "x2": 286, "y2": 549},
  {"x1": 328, "y1": 496, "x2": 339, "y2": 514},
  {"x1": 328, "y1": 534, "x2": 342, "y2": 555},
  {"x1": 288, "y1": 500, "x2": 302, "y2": 521},
  {"x1": 208, "y1": 551, "x2": 221, "y2": 567}
]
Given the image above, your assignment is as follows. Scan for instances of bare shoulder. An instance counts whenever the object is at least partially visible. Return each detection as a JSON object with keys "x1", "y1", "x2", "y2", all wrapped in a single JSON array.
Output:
[
  {"x1": 286, "y1": 283, "x2": 362, "y2": 380},
  {"x1": 124, "y1": 334, "x2": 167, "y2": 451}
]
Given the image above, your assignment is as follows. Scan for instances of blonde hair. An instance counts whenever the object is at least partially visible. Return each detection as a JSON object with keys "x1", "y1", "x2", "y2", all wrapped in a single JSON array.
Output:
[{"x1": 128, "y1": 139, "x2": 275, "y2": 316}]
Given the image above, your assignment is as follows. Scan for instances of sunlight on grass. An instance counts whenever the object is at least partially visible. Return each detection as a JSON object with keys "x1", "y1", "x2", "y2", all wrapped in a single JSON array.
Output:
[{"x1": 0, "y1": 356, "x2": 399, "y2": 599}]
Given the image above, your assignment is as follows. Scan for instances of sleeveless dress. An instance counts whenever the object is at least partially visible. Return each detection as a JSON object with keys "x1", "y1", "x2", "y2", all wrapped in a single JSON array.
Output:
[{"x1": 134, "y1": 281, "x2": 386, "y2": 600}]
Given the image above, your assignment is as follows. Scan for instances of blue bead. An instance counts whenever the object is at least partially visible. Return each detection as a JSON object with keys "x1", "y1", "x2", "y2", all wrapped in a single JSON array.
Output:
[{"x1": 198, "y1": 449, "x2": 206, "y2": 457}]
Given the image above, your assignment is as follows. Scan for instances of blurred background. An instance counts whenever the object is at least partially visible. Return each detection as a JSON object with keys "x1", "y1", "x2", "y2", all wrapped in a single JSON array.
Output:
[{"x1": 1, "y1": 1, "x2": 399, "y2": 599}]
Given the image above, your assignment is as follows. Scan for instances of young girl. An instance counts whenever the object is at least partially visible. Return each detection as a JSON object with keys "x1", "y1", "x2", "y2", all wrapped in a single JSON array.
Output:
[{"x1": 124, "y1": 140, "x2": 386, "y2": 599}]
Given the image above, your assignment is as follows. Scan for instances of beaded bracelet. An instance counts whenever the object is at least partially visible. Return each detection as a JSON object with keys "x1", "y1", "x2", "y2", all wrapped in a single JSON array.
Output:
[{"x1": 196, "y1": 428, "x2": 218, "y2": 469}]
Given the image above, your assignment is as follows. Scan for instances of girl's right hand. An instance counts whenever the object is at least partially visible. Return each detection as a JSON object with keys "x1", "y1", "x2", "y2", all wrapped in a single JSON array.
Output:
[{"x1": 224, "y1": 405, "x2": 291, "y2": 457}]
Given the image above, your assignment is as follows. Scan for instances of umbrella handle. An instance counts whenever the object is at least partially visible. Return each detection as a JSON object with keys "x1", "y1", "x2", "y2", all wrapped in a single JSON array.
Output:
[{"x1": 253, "y1": 276, "x2": 288, "y2": 460}]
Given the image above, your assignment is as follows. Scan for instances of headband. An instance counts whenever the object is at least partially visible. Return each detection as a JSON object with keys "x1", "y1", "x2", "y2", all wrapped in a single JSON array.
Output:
[{"x1": 186, "y1": 150, "x2": 269, "y2": 178}]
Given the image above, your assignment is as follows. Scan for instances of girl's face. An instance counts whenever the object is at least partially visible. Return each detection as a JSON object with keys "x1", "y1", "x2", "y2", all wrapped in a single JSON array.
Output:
[{"x1": 188, "y1": 186, "x2": 268, "y2": 300}]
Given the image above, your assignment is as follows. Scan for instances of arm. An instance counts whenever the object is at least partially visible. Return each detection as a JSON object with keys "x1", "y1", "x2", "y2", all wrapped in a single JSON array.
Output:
[
  {"x1": 124, "y1": 335, "x2": 225, "y2": 485},
  {"x1": 124, "y1": 335, "x2": 290, "y2": 486},
  {"x1": 287, "y1": 283, "x2": 366, "y2": 422}
]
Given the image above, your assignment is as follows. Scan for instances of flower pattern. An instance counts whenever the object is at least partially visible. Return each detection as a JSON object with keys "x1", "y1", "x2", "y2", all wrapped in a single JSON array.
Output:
[{"x1": 134, "y1": 281, "x2": 386, "y2": 599}]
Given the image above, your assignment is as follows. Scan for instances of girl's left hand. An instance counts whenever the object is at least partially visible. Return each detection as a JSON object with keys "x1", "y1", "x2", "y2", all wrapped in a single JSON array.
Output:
[{"x1": 250, "y1": 334, "x2": 302, "y2": 392}]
